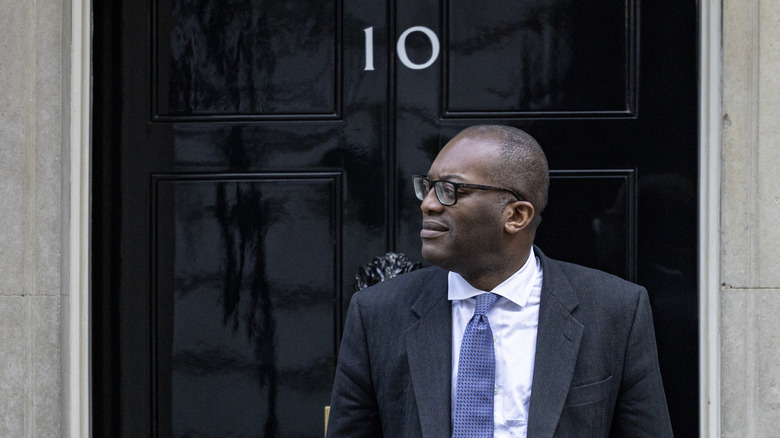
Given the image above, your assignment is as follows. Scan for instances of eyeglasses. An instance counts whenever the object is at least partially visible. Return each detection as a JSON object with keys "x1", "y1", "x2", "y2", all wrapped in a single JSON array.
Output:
[{"x1": 412, "y1": 175, "x2": 525, "y2": 206}]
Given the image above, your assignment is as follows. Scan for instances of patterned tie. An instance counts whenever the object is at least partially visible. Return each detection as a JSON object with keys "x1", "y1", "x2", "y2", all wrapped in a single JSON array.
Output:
[{"x1": 453, "y1": 292, "x2": 500, "y2": 438}]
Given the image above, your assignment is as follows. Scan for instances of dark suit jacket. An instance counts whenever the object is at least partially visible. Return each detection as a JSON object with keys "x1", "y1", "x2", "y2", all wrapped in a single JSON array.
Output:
[{"x1": 327, "y1": 248, "x2": 673, "y2": 437}]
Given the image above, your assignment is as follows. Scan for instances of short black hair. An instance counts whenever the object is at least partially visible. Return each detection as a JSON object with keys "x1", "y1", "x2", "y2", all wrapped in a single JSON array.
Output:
[{"x1": 453, "y1": 125, "x2": 549, "y2": 226}]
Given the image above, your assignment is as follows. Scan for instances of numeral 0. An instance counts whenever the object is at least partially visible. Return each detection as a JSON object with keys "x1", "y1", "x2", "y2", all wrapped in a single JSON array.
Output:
[{"x1": 364, "y1": 26, "x2": 441, "y2": 71}]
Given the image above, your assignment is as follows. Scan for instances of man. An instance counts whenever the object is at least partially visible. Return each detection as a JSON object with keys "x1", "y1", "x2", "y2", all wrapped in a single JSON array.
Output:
[{"x1": 327, "y1": 125, "x2": 672, "y2": 437}]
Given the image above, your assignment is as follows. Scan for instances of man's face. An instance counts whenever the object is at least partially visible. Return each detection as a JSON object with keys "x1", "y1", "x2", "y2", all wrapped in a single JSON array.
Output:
[{"x1": 419, "y1": 136, "x2": 508, "y2": 277}]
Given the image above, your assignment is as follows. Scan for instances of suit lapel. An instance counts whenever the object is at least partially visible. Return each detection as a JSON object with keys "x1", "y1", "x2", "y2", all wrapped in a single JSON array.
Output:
[
  {"x1": 405, "y1": 270, "x2": 452, "y2": 438},
  {"x1": 527, "y1": 250, "x2": 584, "y2": 438}
]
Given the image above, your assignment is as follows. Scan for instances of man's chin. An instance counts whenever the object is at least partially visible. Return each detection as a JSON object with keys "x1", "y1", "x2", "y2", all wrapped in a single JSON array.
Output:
[{"x1": 420, "y1": 245, "x2": 450, "y2": 270}]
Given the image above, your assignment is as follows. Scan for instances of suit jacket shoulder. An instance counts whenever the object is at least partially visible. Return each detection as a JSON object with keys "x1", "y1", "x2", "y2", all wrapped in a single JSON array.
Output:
[
  {"x1": 542, "y1": 253, "x2": 645, "y2": 304},
  {"x1": 530, "y1": 247, "x2": 673, "y2": 437},
  {"x1": 349, "y1": 266, "x2": 448, "y2": 318}
]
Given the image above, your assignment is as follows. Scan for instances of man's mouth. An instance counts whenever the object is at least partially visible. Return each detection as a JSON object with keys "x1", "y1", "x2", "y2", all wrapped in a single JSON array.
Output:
[{"x1": 420, "y1": 220, "x2": 449, "y2": 238}]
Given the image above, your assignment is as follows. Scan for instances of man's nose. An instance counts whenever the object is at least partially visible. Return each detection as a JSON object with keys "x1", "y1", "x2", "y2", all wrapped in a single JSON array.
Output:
[{"x1": 420, "y1": 187, "x2": 444, "y2": 214}]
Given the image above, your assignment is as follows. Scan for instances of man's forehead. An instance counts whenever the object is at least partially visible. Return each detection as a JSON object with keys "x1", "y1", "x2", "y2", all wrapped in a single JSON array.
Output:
[
  {"x1": 428, "y1": 138, "x2": 498, "y2": 180},
  {"x1": 435, "y1": 136, "x2": 499, "y2": 163}
]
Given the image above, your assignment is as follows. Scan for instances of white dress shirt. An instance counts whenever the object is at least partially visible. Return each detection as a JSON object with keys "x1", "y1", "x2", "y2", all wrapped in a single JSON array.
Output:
[{"x1": 449, "y1": 248, "x2": 543, "y2": 438}]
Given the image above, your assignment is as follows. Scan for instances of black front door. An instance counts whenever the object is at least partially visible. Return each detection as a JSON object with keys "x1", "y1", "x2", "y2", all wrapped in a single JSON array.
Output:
[{"x1": 93, "y1": 0, "x2": 699, "y2": 436}]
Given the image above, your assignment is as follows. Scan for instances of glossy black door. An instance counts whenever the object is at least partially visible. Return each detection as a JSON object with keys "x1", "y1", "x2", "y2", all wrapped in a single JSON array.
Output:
[{"x1": 93, "y1": 0, "x2": 698, "y2": 436}]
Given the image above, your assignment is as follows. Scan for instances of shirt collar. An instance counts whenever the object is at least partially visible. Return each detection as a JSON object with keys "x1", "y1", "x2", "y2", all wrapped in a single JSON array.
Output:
[{"x1": 447, "y1": 247, "x2": 539, "y2": 307}]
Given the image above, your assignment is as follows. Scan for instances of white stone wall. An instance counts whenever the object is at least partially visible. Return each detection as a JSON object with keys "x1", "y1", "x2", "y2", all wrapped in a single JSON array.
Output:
[
  {"x1": 721, "y1": 0, "x2": 780, "y2": 436},
  {"x1": 0, "y1": 0, "x2": 64, "y2": 435}
]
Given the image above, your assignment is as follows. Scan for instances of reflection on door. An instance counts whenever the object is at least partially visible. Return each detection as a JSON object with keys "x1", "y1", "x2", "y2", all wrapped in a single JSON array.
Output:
[{"x1": 155, "y1": 176, "x2": 340, "y2": 436}]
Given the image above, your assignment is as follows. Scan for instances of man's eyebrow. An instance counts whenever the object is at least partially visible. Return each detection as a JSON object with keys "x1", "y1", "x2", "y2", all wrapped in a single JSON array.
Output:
[{"x1": 432, "y1": 174, "x2": 467, "y2": 182}]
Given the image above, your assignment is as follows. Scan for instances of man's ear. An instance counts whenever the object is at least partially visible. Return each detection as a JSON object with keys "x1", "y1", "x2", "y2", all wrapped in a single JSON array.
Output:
[{"x1": 504, "y1": 201, "x2": 535, "y2": 234}]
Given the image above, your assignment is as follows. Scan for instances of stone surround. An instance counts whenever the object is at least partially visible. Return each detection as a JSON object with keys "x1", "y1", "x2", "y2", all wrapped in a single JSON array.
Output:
[
  {"x1": 0, "y1": 0, "x2": 64, "y2": 435},
  {"x1": 721, "y1": 0, "x2": 780, "y2": 435}
]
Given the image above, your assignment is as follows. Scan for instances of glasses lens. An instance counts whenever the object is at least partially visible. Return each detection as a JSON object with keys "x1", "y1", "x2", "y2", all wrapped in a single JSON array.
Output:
[
  {"x1": 413, "y1": 176, "x2": 430, "y2": 201},
  {"x1": 434, "y1": 181, "x2": 457, "y2": 205}
]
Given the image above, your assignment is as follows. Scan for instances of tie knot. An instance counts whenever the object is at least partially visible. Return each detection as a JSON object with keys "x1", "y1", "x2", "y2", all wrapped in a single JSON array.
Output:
[{"x1": 474, "y1": 293, "x2": 499, "y2": 315}]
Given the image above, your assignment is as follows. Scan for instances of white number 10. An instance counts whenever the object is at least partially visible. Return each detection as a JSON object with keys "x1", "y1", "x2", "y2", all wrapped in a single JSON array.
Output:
[{"x1": 364, "y1": 26, "x2": 441, "y2": 71}]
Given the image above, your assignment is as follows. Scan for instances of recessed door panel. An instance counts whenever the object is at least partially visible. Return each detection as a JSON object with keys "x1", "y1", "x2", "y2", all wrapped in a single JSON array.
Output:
[
  {"x1": 156, "y1": 0, "x2": 340, "y2": 117},
  {"x1": 445, "y1": 0, "x2": 635, "y2": 116},
  {"x1": 536, "y1": 170, "x2": 637, "y2": 281},
  {"x1": 154, "y1": 175, "x2": 340, "y2": 436}
]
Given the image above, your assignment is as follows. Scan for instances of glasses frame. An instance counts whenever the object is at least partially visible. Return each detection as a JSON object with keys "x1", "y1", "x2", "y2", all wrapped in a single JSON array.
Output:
[{"x1": 412, "y1": 175, "x2": 525, "y2": 206}]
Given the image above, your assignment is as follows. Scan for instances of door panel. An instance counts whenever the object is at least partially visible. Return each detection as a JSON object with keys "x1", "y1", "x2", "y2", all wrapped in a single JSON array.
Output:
[
  {"x1": 444, "y1": 0, "x2": 635, "y2": 115},
  {"x1": 94, "y1": 0, "x2": 699, "y2": 436},
  {"x1": 154, "y1": 174, "x2": 341, "y2": 436},
  {"x1": 157, "y1": 0, "x2": 339, "y2": 117},
  {"x1": 540, "y1": 170, "x2": 637, "y2": 281}
]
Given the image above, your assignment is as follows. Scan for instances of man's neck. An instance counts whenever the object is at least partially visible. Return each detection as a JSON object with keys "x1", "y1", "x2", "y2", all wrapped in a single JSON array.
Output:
[{"x1": 457, "y1": 248, "x2": 531, "y2": 292}]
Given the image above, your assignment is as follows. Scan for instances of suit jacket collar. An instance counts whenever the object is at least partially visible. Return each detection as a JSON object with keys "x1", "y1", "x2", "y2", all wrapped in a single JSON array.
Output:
[
  {"x1": 403, "y1": 248, "x2": 585, "y2": 438},
  {"x1": 527, "y1": 246, "x2": 585, "y2": 437},
  {"x1": 405, "y1": 268, "x2": 452, "y2": 437}
]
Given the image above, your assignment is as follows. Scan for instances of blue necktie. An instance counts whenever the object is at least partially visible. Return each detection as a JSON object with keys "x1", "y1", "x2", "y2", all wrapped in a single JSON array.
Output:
[{"x1": 453, "y1": 292, "x2": 499, "y2": 438}]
